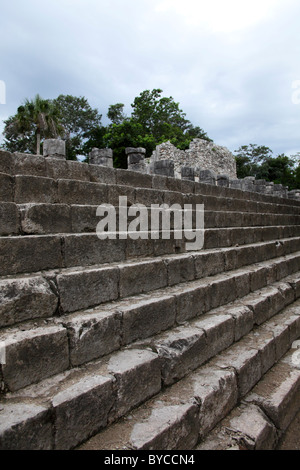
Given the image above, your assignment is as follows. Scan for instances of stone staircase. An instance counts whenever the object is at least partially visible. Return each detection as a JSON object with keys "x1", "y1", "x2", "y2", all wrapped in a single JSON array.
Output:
[{"x1": 0, "y1": 150, "x2": 300, "y2": 450}]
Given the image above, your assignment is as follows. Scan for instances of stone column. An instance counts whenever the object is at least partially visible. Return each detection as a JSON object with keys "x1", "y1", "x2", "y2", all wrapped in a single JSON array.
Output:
[
  {"x1": 242, "y1": 177, "x2": 255, "y2": 192},
  {"x1": 125, "y1": 147, "x2": 146, "y2": 173},
  {"x1": 89, "y1": 148, "x2": 113, "y2": 167},
  {"x1": 217, "y1": 174, "x2": 229, "y2": 187},
  {"x1": 153, "y1": 159, "x2": 175, "y2": 177},
  {"x1": 181, "y1": 166, "x2": 195, "y2": 181},
  {"x1": 43, "y1": 139, "x2": 66, "y2": 159},
  {"x1": 198, "y1": 169, "x2": 216, "y2": 185}
]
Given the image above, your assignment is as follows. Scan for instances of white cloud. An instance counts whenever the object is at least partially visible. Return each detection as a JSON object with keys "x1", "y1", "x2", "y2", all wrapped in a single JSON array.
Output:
[{"x1": 155, "y1": 0, "x2": 285, "y2": 32}]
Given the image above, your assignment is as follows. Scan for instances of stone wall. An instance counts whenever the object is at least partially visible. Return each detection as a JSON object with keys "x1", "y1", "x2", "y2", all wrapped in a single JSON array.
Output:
[{"x1": 149, "y1": 139, "x2": 237, "y2": 179}]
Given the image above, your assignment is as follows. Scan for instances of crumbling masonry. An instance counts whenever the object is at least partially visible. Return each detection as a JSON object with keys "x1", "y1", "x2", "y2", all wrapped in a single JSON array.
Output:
[{"x1": 0, "y1": 139, "x2": 300, "y2": 450}]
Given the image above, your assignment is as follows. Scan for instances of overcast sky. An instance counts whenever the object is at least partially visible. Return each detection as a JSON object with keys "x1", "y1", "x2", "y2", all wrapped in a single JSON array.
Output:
[{"x1": 1, "y1": 0, "x2": 300, "y2": 157}]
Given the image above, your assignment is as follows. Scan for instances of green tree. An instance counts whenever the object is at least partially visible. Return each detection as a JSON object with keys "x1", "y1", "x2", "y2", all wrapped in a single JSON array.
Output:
[
  {"x1": 51, "y1": 95, "x2": 102, "y2": 159},
  {"x1": 2, "y1": 94, "x2": 63, "y2": 155},
  {"x1": 234, "y1": 144, "x2": 300, "y2": 189},
  {"x1": 107, "y1": 103, "x2": 126, "y2": 125},
  {"x1": 104, "y1": 119, "x2": 156, "y2": 168}
]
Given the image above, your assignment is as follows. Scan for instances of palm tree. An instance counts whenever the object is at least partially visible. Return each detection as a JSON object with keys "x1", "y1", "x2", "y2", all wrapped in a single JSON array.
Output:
[{"x1": 14, "y1": 94, "x2": 63, "y2": 155}]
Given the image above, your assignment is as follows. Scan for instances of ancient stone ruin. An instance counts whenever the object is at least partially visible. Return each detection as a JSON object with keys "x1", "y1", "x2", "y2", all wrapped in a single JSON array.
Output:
[
  {"x1": 149, "y1": 139, "x2": 237, "y2": 179},
  {"x1": 0, "y1": 139, "x2": 300, "y2": 450}
]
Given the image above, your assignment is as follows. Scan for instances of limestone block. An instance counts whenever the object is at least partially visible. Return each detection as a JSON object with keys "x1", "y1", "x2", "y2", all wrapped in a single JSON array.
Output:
[
  {"x1": 116, "y1": 168, "x2": 152, "y2": 188},
  {"x1": 0, "y1": 235, "x2": 64, "y2": 276},
  {"x1": 121, "y1": 293, "x2": 177, "y2": 344},
  {"x1": 0, "y1": 172, "x2": 14, "y2": 202},
  {"x1": 0, "y1": 202, "x2": 18, "y2": 235},
  {"x1": 107, "y1": 349, "x2": 161, "y2": 421},
  {"x1": 0, "y1": 402, "x2": 52, "y2": 450},
  {"x1": 0, "y1": 150, "x2": 15, "y2": 175},
  {"x1": 130, "y1": 403, "x2": 199, "y2": 450},
  {"x1": 52, "y1": 374, "x2": 114, "y2": 450},
  {"x1": 193, "y1": 367, "x2": 238, "y2": 437},
  {"x1": 14, "y1": 154, "x2": 47, "y2": 177},
  {"x1": 20, "y1": 203, "x2": 72, "y2": 234},
  {"x1": 63, "y1": 234, "x2": 126, "y2": 268},
  {"x1": 194, "y1": 314, "x2": 235, "y2": 360},
  {"x1": 56, "y1": 266, "x2": 119, "y2": 313},
  {"x1": 89, "y1": 164, "x2": 116, "y2": 184},
  {"x1": 154, "y1": 325, "x2": 207, "y2": 385},
  {"x1": 14, "y1": 175, "x2": 58, "y2": 204},
  {"x1": 213, "y1": 339, "x2": 262, "y2": 397},
  {"x1": 64, "y1": 310, "x2": 122, "y2": 366},
  {"x1": 0, "y1": 275, "x2": 58, "y2": 328},
  {"x1": 1, "y1": 324, "x2": 69, "y2": 391},
  {"x1": 119, "y1": 259, "x2": 168, "y2": 298},
  {"x1": 153, "y1": 160, "x2": 175, "y2": 178},
  {"x1": 57, "y1": 179, "x2": 108, "y2": 205},
  {"x1": 89, "y1": 148, "x2": 113, "y2": 167},
  {"x1": 65, "y1": 160, "x2": 90, "y2": 181},
  {"x1": 43, "y1": 139, "x2": 66, "y2": 158}
]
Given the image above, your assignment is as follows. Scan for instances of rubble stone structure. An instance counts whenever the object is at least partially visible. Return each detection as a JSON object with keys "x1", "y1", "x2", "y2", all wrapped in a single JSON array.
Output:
[
  {"x1": 0, "y1": 141, "x2": 300, "y2": 450},
  {"x1": 150, "y1": 138, "x2": 237, "y2": 179}
]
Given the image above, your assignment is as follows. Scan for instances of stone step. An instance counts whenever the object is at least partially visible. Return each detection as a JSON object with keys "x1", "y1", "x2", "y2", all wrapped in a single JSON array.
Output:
[
  {"x1": 196, "y1": 340, "x2": 300, "y2": 450},
  {"x1": 0, "y1": 249, "x2": 299, "y2": 393},
  {"x1": 4, "y1": 202, "x2": 298, "y2": 236},
  {"x1": 74, "y1": 299, "x2": 300, "y2": 451},
  {"x1": 1, "y1": 150, "x2": 300, "y2": 209},
  {"x1": 1, "y1": 285, "x2": 299, "y2": 450},
  {"x1": 1, "y1": 171, "x2": 300, "y2": 216},
  {"x1": 1, "y1": 238, "x2": 300, "y2": 328},
  {"x1": 0, "y1": 239, "x2": 300, "y2": 328},
  {"x1": 1, "y1": 219, "x2": 300, "y2": 276}
]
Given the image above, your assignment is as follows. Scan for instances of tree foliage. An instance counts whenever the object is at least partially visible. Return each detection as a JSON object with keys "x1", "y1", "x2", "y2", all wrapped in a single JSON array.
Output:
[
  {"x1": 234, "y1": 144, "x2": 300, "y2": 189},
  {"x1": 2, "y1": 94, "x2": 63, "y2": 155}
]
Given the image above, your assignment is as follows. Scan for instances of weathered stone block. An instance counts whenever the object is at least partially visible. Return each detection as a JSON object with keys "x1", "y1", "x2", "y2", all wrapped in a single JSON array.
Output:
[
  {"x1": 0, "y1": 235, "x2": 64, "y2": 276},
  {"x1": 155, "y1": 325, "x2": 207, "y2": 385},
  {"x1": 119, "y1": 259, "x2": 168, "y2": 298},
  {"x1": 52, "y1": 374, "x2": 114, "y2": 449},
  {"x1": 20, "y1": 203, "x2": 71, "y2": 234},
  {"x1": 130, "y1": 403, "x2": 199, "y2": 450},
  {"x1": 121, "y1": 294, "x2": 176, "y2": 345},
  {"x1": 64, "y1": 310, "x2": 122, "y2": 366},
  {"x1": 63, "y1": 234, "x2": 126, "y2": 268},
  {"x1": 0, "y1": 276, "x2": 58, "y2": 328},
  {"x1": 45, "y1": 157, "x2": 68, "y2": 179},
  {"x1": 0, "y1": 172, "x2": 14, "y2": 202},
  {"x1": 174, "y1": 282, "x2": 210, "y2": 323},
  {"x1": 0, "y1": 202, "x2": 18, "y2": 235},
  {"x1": 14, "y1": 175, "x2": 58, "y2": 204},
  {"x1": 43, "y1": 139, "x2": 65, "y2": 158},
  {"x1": 65, "y1": 160, "x2": 90, "y2": 181},
  {"x1": 14, "y1": 154, "x2": 47, "y2": 177},
  {"x1": 57, "y1": 179, "x2": 108, "y2": 205},
  {"x1": 0, "y1": 402, "x2": 52, "y2": 450},
  {"x1": 166, "y1": 253, "x2": 195, "y2": 285},
  {"x1": 194, "y1": 314, "x2": 235, "y2": 359},
  {"x1": 57, "y1": 266, "x2": 119, "y2": 313},
  {"x1": 0, "y1": 150, "x2": 14, "y2": 175},
  {"x1": 89, "y1": 164, "x2": 116, "y2": 184},
  {"x1": 1, "y1": 324, "x2": 69, "y2": 391},
  {"x1": 194, "y1": 367, "x2": 238, "y2": 437},
  {"x1": 116, "y1": 169, "x2": 152, "y2": 188},
  {"x1": 213, "y1": 339, "x2": 262, "y2": 397},
  {"x1": 107, "y1": 349, "x2": 161, "y2": 421}
]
